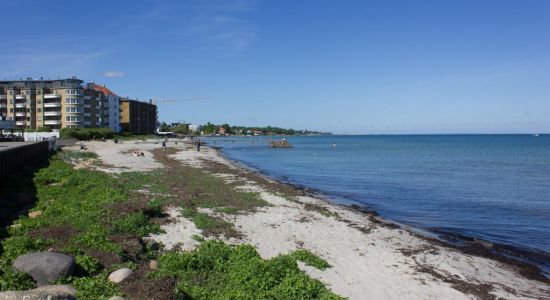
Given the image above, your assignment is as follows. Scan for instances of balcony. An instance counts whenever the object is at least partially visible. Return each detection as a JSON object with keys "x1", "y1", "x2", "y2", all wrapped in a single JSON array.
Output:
[
  {"x1": 44, "y1": 120, "x2": 62, "y2": 125},
  {"x1": 44, "y1": 111, "x2": 62, "y2": 116},
  {"x1": 0, "y1": 103, "x2": 7, "y2": 108},
  {"x1": 16, "y1": 121, "x2": 26, "y2": 126},
  {"x1": 44, "y1": 94, "x2": 61, "y2": 99},
  {"x1": 15, "y1": 95, "x2": 26, "y2": 100},
  {"x1": 15, "y1": 103, "x2": 26, "y2": 108},
  {"x1": 15, "y1": 112, "x2": 26, "y2": 117},
  {"x1": 84, "y1": 113, "x2": 91, "y2": 117},
  {"x1": 0, "y1": 95, "x2": 6, "y2": 100},
  {"x1": 44, "y1": 102, "x2": 62, "y2": 108}
]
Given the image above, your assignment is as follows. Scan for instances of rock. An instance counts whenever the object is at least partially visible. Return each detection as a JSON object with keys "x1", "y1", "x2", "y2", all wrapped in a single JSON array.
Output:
[
  {"x1": 28, "y1": 210, "x2": 43, "y2": 218},
  {"x1": 13, "y1": 252, "x2": 75, "y2": 286},
  {"x1": 149, "y1": 260, "x2": 158, "y2": 270},
  {"x1": 108, "y1": 297, "x2": 126, "y2": 300},
  {"x1": 9, "y1": 224, "x2": 21, "y2": 229},
  {"x1": 0, "y1": 284, "x2": 76, "y2": 300},
  {"x1": 108, "y1": 268, "x2": 133, "y2": 283}
]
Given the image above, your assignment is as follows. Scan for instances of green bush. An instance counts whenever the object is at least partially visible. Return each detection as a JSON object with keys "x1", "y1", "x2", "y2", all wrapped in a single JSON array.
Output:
[
  {"x1": 37, "y1": 126, "x2": 53, "y2": 132},
  {"x1": 60, "y1": 128, "x2": 115, "y2": 140}
]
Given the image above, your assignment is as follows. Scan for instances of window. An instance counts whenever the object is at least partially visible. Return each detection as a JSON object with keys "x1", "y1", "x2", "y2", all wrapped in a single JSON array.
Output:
[
  {"x1": 37, "y1": 90, "x2": 41, "y2": 95},
  {"x1": 9, "y1": 91, "x2": 13, "y2": 95},
  {"x1": 66, "y1": 116, "x2": 81, "y2": 122},
  {"x1": 66, "y1": 107, "x2": 82, "y2": 113},
  {"x1": 38, "y1": 100, "x2": 41, "y2": 104},
  {"x1": 37, "y1": 108, "x2": 42, "y2": 112},
  {"x1": 65, "y1": 98, "x2": 82, "y2": 104}
]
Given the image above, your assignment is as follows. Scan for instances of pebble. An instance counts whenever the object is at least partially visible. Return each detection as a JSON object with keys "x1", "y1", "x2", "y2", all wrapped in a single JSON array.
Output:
[{"x1": 108, "y1": 268, "x2": 133, "y2": 283}]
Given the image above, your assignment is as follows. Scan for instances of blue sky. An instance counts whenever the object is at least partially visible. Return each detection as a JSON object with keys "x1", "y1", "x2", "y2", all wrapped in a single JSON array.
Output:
[{"x1": 3, "y1": 0, "x2": 550, "y2": 134}]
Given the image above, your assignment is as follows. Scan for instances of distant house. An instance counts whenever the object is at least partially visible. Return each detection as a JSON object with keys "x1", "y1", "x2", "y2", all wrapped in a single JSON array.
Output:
[
  {"x1": 188, "y1": 124, "x2": 201, "y2": 133},
  {"x1": 218, "y1": 127, "x2": 226, "y2": 135}
]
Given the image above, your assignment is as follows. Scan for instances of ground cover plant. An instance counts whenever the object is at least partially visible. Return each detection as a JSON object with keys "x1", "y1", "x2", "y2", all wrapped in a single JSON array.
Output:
[
  {"x1": 154, "y1": 240, "x2": 340, "y2": 299},
  {"x1": 0, "y1": 148, "x2": 343, "y2": 299}
]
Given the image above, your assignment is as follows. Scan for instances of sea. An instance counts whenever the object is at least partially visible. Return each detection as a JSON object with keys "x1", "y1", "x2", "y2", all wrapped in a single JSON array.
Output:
[{"x1": 211, "y1": 134, "x2": 550, "y2": 275}]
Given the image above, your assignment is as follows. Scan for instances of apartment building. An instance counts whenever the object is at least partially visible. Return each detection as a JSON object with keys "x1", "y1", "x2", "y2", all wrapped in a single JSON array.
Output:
[
  {"x1": 120, "y1": 98, "x2": 157, "y2": 134},
  {"x1": 87, "y1": 83, "x2": 121, "y2": 132},
  {"x1": 0, "y1": 78, "x2": 110, "y2": 130}
]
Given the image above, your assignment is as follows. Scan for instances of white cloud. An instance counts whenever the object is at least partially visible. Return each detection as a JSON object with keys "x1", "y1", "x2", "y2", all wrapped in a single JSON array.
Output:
[{"x1": 104, "y1": 71, "x2": 125, "y2": 77}]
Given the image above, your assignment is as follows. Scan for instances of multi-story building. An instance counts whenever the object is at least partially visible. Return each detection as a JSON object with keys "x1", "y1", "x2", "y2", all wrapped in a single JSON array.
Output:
[
  {"x1": 0, "y1": 77, "x2": 111, "y2": 130},
  {"x1": 86, "y1": 83, "x2": 120, "y2": 132},
  {"x1": 120, "y1": 98, "x2": 157, "y2": 134}
]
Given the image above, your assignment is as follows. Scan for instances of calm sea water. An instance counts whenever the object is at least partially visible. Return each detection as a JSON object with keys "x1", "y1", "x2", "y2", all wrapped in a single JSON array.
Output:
[{"x1": 214, "y1": 135, "x2": 550, "y2": 270}]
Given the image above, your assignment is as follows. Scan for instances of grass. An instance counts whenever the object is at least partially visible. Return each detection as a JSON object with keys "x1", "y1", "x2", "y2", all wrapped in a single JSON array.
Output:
[{"x1": 0, "y1": 148, "x2": 344, "y2": 299}]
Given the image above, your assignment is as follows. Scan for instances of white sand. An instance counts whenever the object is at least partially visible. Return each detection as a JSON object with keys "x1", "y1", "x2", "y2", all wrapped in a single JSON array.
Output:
[
  {"x1": 88, "y1": 140, "x2": 550, "y2": 300},
  {"x1": 146, "y1": 206, "x2": 202, "y2": 251}
]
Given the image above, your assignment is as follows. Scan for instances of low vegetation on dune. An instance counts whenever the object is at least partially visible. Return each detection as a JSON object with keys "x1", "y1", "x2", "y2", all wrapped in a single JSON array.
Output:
[{"x1": 0, "y1": 150, "x2": 343, "y2": 299}]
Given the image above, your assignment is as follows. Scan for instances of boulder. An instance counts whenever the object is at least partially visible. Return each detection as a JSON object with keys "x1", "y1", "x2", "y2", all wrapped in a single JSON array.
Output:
[
  {"x1": 0, "y1": 284, "x2": 76, "y2": 300},
  {"x1": 108, "y1": 268, "x2": 133, "y2": 283},
  {"x1": 13, "y1": 252, "x2": 75, "y2": 286},
  {"x1": 28, "y1": 210, "x2": 43, "y2": 218},
  {"x1": 108, "y1": 297, "x2": 127, "y2": 300}
]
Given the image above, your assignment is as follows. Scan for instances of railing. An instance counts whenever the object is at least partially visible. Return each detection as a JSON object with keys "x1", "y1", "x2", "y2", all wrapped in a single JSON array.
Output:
[
  {"x1": 15, "y1": 112, "x2": 26, "y2": 117},
  {"x1": 16, "y1": 121, "x2": 26, "y2": 126},
  {"x1": 15, "y1": 103, "x2": 26, "y2": 108},
  {"x1": 15, "y1": 95, "x2": 26, "y2": 100},
  {"x1": 0, "y1": 95, "x2": 6, "y2": 100},
  {"x1": 0, "y1": 103, "x2": 7, "y2": 108},
  {"x1": 44, "y1": 102, "x2": 62, "y2": 108},
  {"x1": 44, "y1": 94, "x2": 61, "y2": 99},
  {"x1": 44, "y1": 120, "x2": 62, "y2": 125},
  {"x1": 43, "y1": 111, "x2": 62, "y2": 116}
]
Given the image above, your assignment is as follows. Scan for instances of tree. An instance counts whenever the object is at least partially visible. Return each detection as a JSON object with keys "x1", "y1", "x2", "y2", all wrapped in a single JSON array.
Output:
[
  {"x1": 173, "y1": 123, "x2": 189, "y2": 134},
  {"x1": 159, "y1": 122, "x2": 170, "y2": 132},
  {"x1": 221, "y1": 123, "x2": 232, "y2": 135}
]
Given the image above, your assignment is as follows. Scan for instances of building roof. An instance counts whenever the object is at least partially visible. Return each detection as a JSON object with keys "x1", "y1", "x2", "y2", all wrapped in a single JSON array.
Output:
[{"x1": 89, "y1": 83, "x2": 118, "y2": 96}]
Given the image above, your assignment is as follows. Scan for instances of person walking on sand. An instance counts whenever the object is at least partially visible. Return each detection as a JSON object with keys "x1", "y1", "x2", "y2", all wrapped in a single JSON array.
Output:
[
  {"x1": 162, "y1": 140, "x2": 166, "y2": 150},
  {"x1": 196, "y1": 139, "x2": 201, "y2": 152}
]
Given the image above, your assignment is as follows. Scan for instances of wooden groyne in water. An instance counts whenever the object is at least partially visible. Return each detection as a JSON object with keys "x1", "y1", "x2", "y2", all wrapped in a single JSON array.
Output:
[{"x1": 0, "y1": 141, "x2": 50, "y2": 177}]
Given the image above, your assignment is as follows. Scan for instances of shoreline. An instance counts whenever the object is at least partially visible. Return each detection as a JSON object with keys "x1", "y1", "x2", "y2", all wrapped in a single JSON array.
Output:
[
  {"x1": 76, "y1": 140, "x2": 550, "y2": 299},
  {"x1": 213, "y1": 144, "x2": 550, "y2": 281}
]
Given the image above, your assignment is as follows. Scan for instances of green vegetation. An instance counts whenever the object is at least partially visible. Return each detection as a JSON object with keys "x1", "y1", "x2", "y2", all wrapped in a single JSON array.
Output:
[
  {"x1": 0, "y1": 149, "x2": 343, "y2": 299},
  {"x1": 60, "y1": 128, "x2": 115, "y2": 140},
  {"x1": 115, "y1": 132, "x2": 160, "y2": 141},
  {"x1": 57, "y1": 150, "x2": 98, "y2": 161},
  {"x1": 155, "y1": 240, "x2": 342, "y2": 299},
  {"x1": 0, "y1": 153, "x2": 156, "y2": 297},
  {"x1": 200, "y1": 121, "x2": 330, "y2": 135},
  {"x1": 304, "y1": 203, "x2": 339, "y2": 218}
]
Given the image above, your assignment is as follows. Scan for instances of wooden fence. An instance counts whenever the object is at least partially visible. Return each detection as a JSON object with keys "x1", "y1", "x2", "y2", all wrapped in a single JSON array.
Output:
[{"x1": 0, "y1": 141, "x2": 50, "y2": 177}]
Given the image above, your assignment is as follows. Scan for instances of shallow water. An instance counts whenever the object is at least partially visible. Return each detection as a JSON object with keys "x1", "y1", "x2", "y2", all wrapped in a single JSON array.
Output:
[{"x1": 215, "y1": 135, "x2": 550, "y2": 270}]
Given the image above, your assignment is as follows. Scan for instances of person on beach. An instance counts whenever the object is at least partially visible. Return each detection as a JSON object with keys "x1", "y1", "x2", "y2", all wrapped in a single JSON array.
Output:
[
  {"x1": 162, "y1": 140, "x2": 166, "y2": 150},
  {"x1": 195, "y1": 140, "x2": 201, "y2": 152}
]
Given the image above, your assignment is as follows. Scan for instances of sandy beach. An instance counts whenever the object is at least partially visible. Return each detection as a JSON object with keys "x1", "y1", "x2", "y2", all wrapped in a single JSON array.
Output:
[{"x1": 72, "y1": 140, "x2": 550, "y2": 300}]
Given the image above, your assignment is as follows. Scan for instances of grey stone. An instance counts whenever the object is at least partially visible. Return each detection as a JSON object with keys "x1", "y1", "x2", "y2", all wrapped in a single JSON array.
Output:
[
  {"x1": 108, "y1": 297, "x2": 127, "y2": 300},
  {"x1": 108, "y1": 268, "x2": 133, "y2": 283},
  {"x1": 0, "y1": 284, "x2": 76, "y2": 300},
  {"x1": 13, "y1": 252, "x2": 75, "y2": 286}
]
